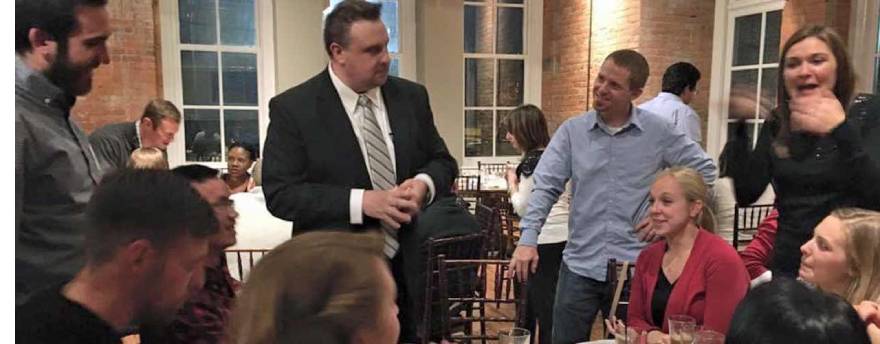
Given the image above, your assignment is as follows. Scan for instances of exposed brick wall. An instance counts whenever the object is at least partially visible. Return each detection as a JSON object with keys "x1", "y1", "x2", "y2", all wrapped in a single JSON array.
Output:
[
  {"x1": 781, "y1": 0, "x2": 851, "y2": 46},
  {"x1": 638, "y1": 0, "x2": 715, "y2": 144},
  {"x1": 542, "y1": 0, "x2": 716, "y2": 143},
  {"x1": 541, "y1": 0, "x2": 591, "y2": 131},
  {"x1": 72, "y1": 0, "x2": 162, "y2": 133}
]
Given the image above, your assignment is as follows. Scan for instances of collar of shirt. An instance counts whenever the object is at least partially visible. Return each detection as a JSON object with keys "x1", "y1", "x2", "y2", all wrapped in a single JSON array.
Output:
[
  {"x1": 588, "y1": 103, "x2": 645, "y2": 135},
  {"x1": 15, "y1": 55, "x2": 75, "y2": 113},
  {"x1": 134, "y1": 119, "x2": 143, "y2": 148},
  {"x1": 654, "y1": 91, "x2": 684, "y2": 103},
  {"x1": 328, "y1": 64, "x2": 385, "y2": 117}
]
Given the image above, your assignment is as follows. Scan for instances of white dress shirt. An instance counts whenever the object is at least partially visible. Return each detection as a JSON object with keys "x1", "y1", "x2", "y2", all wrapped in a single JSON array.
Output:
[
  {"x1": 639, "y1": 92, "x2": 703, "y2": 145},
  {"x1": 328, "y1": 64, "x2": 436, "y2": 224}
]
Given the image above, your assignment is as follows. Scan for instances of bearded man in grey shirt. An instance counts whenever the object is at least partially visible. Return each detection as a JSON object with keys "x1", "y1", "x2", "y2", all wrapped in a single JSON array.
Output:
[{"x1": 15, "y1": 0, "x2": 112, "y2": 305}]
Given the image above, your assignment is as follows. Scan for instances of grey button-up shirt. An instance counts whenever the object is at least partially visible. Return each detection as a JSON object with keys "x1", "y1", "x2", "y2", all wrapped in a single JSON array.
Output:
[
  {"x1": 518, "y1": 105, "x2": 716, "y2": 281},
  {"x1": 15, "y1": 56, "x2": 102, "y2": 304}
]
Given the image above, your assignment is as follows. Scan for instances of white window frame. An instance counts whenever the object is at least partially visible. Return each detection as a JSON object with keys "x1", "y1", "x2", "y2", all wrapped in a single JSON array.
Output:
[
  {"x1": 706, "y1": 0, "x2": 784, "y2": 158},
  {"x1": 849, "y1": 0, "x2": 880, "y2": 94},
  {"x1": 325, "y1": 0, "x2": 417, "y2": 80},
  {"x1": 159, "y1": 0, "x2": 276, "y2": 169},
  {"x1": 462, "y1": 0, "x2": 542, "y2": 167}
]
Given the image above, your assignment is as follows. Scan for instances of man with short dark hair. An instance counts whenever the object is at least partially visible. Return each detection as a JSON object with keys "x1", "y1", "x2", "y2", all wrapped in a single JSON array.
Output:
[
  {"x1": 15, "y1": 0, "x2": 112, "y2": 305},
  {"x1": 89, "y1": 99, "x2": 182, "y2": 170},
  {"x1": 509, "y1": 50, "x2": 716, "y2": 343},
  {"x1": 640, "y1": 62, "x2": 703, "y2": 145},
  {"x1": 262, "y1": 0, "x2": 457, "y2": 340},
  {"x1": 140, "y1": 164, "x2": 240, "y2": 344},
  {"x1": 16, "y1": 169, "x2": 219, "y2": 344}
]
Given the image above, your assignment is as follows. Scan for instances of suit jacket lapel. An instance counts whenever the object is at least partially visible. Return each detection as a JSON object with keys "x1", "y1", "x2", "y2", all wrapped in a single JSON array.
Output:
[
  {"x1": 316, "y1": 69, "x2": 372, "y2": 187},
  {"x1": 382, "y1": 78, "x2": 412, "y2": 183}
]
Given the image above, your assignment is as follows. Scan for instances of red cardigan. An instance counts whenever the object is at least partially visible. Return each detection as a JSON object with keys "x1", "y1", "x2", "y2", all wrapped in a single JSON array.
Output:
[
  {"x1": 627, "y1": 229, "x2": 749, "y2": 334},
  {"x1": 738, "y1": 209, "x2": 779, "y2": 279}
]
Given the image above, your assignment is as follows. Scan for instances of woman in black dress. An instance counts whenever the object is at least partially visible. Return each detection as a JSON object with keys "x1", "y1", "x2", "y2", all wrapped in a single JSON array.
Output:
[{"x1": 726, "y1": 25, "x2": 880, "y2": 278}]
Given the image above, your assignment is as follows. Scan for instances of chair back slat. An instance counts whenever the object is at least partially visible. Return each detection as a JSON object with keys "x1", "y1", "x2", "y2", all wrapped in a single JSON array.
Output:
[
  {"x1": 438, "y1": 257, "x2": 528, "y2": 343},
  {"x1": 420, "y1": 233, "x2": 486, "y2": 343},
  {"x1": 733, "y1": 204, "x2": 774, "y2": 250},
  {"x1": 225, "y1": 248, "x2": 271, "y2": 281}
]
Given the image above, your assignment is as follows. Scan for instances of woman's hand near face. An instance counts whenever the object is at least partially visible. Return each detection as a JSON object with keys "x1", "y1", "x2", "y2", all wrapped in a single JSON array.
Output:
[{"x1": 789, "y1": 88, "x2": 845, "y2": 135}]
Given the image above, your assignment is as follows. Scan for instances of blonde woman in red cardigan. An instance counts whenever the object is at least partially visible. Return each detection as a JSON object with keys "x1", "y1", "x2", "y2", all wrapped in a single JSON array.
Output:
[{"x1": 607, "y1": 167, "x2": 749, "y2": 343}]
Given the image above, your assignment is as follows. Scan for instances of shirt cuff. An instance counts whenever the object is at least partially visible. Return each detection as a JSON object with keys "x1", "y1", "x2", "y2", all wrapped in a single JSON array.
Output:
[
  {"x1": 350, "y1": 189, "x2": 364, "y2": 224},
  {"x1": 414, "y1": 173, "x2": 436, "y2": 205},
  {"x1": 518, "y1": 228, "x2": 539, "y2": 247},
  {"x1": 750, "y1": 270, "x2": 772, "y2": 288}
]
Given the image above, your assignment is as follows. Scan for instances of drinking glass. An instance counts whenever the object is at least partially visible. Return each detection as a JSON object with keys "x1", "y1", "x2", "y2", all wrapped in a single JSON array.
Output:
[
  {"x1": 498, "y1": 327, "x2": 531, "y2": 344},
  {"x1": 668, "y1": 315, "x2": 696, "y2": 344},
  {"x1": 693, "y1": 329, "x2": 724, "y2": 344}
]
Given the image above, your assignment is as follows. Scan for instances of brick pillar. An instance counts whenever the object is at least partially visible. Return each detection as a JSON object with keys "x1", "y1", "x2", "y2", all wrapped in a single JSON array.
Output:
[
  {"x1": 781, "y1": 0, "x2": 851, "y2": 46},
  {"x1": 73, "y1": 0, "x2": 162, "y2": 133},
  {"x1": 638, "y1": 0, "x2": 716, "y2": 144},
  {"x1": 541, "y1": 0, "x2": 592, "y2": 131}
]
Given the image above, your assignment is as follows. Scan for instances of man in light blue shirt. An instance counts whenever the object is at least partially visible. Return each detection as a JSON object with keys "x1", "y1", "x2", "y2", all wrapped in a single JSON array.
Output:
[
  {"x1": 639, "y1": 62, "x2": 703, "y2": 145},
  {"x1": 509, "y1": 50, "x2": 716, "y2": 343}
]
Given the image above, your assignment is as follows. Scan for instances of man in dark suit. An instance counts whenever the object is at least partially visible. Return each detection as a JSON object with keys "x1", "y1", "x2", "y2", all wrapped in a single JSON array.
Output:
[{"x1": 262, "y1": 0, "x2": 457, "y2": 340}]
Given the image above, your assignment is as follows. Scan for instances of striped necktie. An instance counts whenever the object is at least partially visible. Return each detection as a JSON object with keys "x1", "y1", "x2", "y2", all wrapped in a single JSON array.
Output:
[{"x1": 357, "y1": 94, "x2": 400, "y2": 258}]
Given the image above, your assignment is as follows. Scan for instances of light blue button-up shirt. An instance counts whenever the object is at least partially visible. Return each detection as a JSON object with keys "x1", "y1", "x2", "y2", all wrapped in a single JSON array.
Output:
[
  {"x1": 518, "y1": 105, "x2": 716, "y2": 281},
  {"x1": 639, "y1": 92, "x2": 703, "y2": 144}
]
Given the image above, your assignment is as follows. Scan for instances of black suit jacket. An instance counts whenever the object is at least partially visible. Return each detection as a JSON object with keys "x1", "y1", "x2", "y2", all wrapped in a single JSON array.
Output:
[{"x1": 262, "y1": 69, "x2": 458, "y2": 233}]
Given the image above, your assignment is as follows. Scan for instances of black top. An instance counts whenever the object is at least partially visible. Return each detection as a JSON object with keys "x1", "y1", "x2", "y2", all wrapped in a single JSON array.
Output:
[
  {"x1": 725, "y1": 94, "x2": 880, "y2": 276},
  {"x1": 651, "y1": 268, "x2": 675, "y2": 326},
  {"x1": 16, "y1": 284, "x2": 122, "y2": 344}
]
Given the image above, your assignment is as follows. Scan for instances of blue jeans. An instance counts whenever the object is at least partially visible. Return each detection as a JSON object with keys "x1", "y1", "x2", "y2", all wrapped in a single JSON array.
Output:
[{"x1": 551, "y1": 262, "x2": 616, "y2": 344}]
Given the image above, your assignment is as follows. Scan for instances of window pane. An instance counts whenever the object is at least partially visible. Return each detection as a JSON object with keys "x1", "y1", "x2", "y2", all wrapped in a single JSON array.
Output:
[
  {"x1": 185, "y1": 109, "x2": 222, "y2": 162},
  {"x1": 222, "y1": 52, "x2": 258, "y2": 106},
  {"x1": 465, "y1": 58, "x2": 494, "y2": 107},
  {"x1": 496, "y1": 110, "x2": 518, "y2": 156},
  {"x1": 465, "y1": 110, "x2": 493, "y2": 157},
  {"x1": 224, "y1": 110, "x2": 260, "y2": 153},
  {"x1": 497, "y1": 59, "x2": 524, "y2": 106},
  {"x1": 496, "y1": 7, "x2": 523, "y2": 54},
  {"x1": 219, "y1": 0, "x2": 255, "y2": 46},
  {"x1": 729, "y1": 69, "x2": 759, "y2": 120},
  {"x1": 390, "y1": 57, "x2": 400, "y2": 76},
  {"x1": 464, "y1": 5, "x2": 492, "y2": 53},
  {"x1": 379, "y1": 0, "x2": 399, "y2": 53},
  {"x1": 733, "y1": 14, "x2": 761, "y2": 66},
  {"x1": 179, "y1": 0, "x2": 217, "y2": 44},
  {"x1": 181, "y1": 51, "x2": 220, "y2": 105},
  {"x1": 763, "y1": 10, "x2": 782, "y2": 63},
  {"x1": 759, "y1": 67, "x2": 778, "y2": 119}
]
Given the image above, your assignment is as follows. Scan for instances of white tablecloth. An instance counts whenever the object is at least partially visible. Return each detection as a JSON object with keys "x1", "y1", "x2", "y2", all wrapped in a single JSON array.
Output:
[{"x1": 225, "y1": 187, "x2": 292, "y2": 279}]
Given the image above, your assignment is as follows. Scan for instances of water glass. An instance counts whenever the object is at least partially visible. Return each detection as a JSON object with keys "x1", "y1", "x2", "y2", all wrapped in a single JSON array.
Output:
[
  {"x1": 498, "y1": 327, "x2": 531, "y2": 344},
  {"x1": 668, "y1": 315, "x2": 696, "y2": 344},
  {"x1": 693, "y1": 329, "x2": 724, "y2": 344}
]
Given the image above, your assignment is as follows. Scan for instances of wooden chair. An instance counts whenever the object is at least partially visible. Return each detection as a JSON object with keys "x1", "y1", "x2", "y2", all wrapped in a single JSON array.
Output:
[
  {"x1": 455, "y1": 175, "x2": 482, "y2": 211},
  {"x1": 225, "y1": 248, "x2": 271, "y2": 282},
  {"x1": 733, "y1": 204, "x2": 775, "y2": 250},
  {"x1": 477, "y1": 161, "x2": 509, "y2": 176},
  {"x1": 605, "y1": 258, "x2": 636, "y2": 337},
  {"x1": 420, "y1": 233, "x2": 487, "y2": 344},
  {"x1": 438, "y1": 258, "x2": 528, "y2": 343}
]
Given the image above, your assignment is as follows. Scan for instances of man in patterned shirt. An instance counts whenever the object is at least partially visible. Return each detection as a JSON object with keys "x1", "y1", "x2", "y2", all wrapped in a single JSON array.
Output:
[{"x1": 140, "y1": 165, "x2": 240, "y2": 343}]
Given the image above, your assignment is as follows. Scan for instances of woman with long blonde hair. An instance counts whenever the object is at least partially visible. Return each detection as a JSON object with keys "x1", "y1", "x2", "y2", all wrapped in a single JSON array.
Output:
[
  {"x1": 228, "y1": 231, "x2": 399, "y2": 344},
  {"x1": 608, "y1": 167, "x2": 748, "y2": 342}
]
